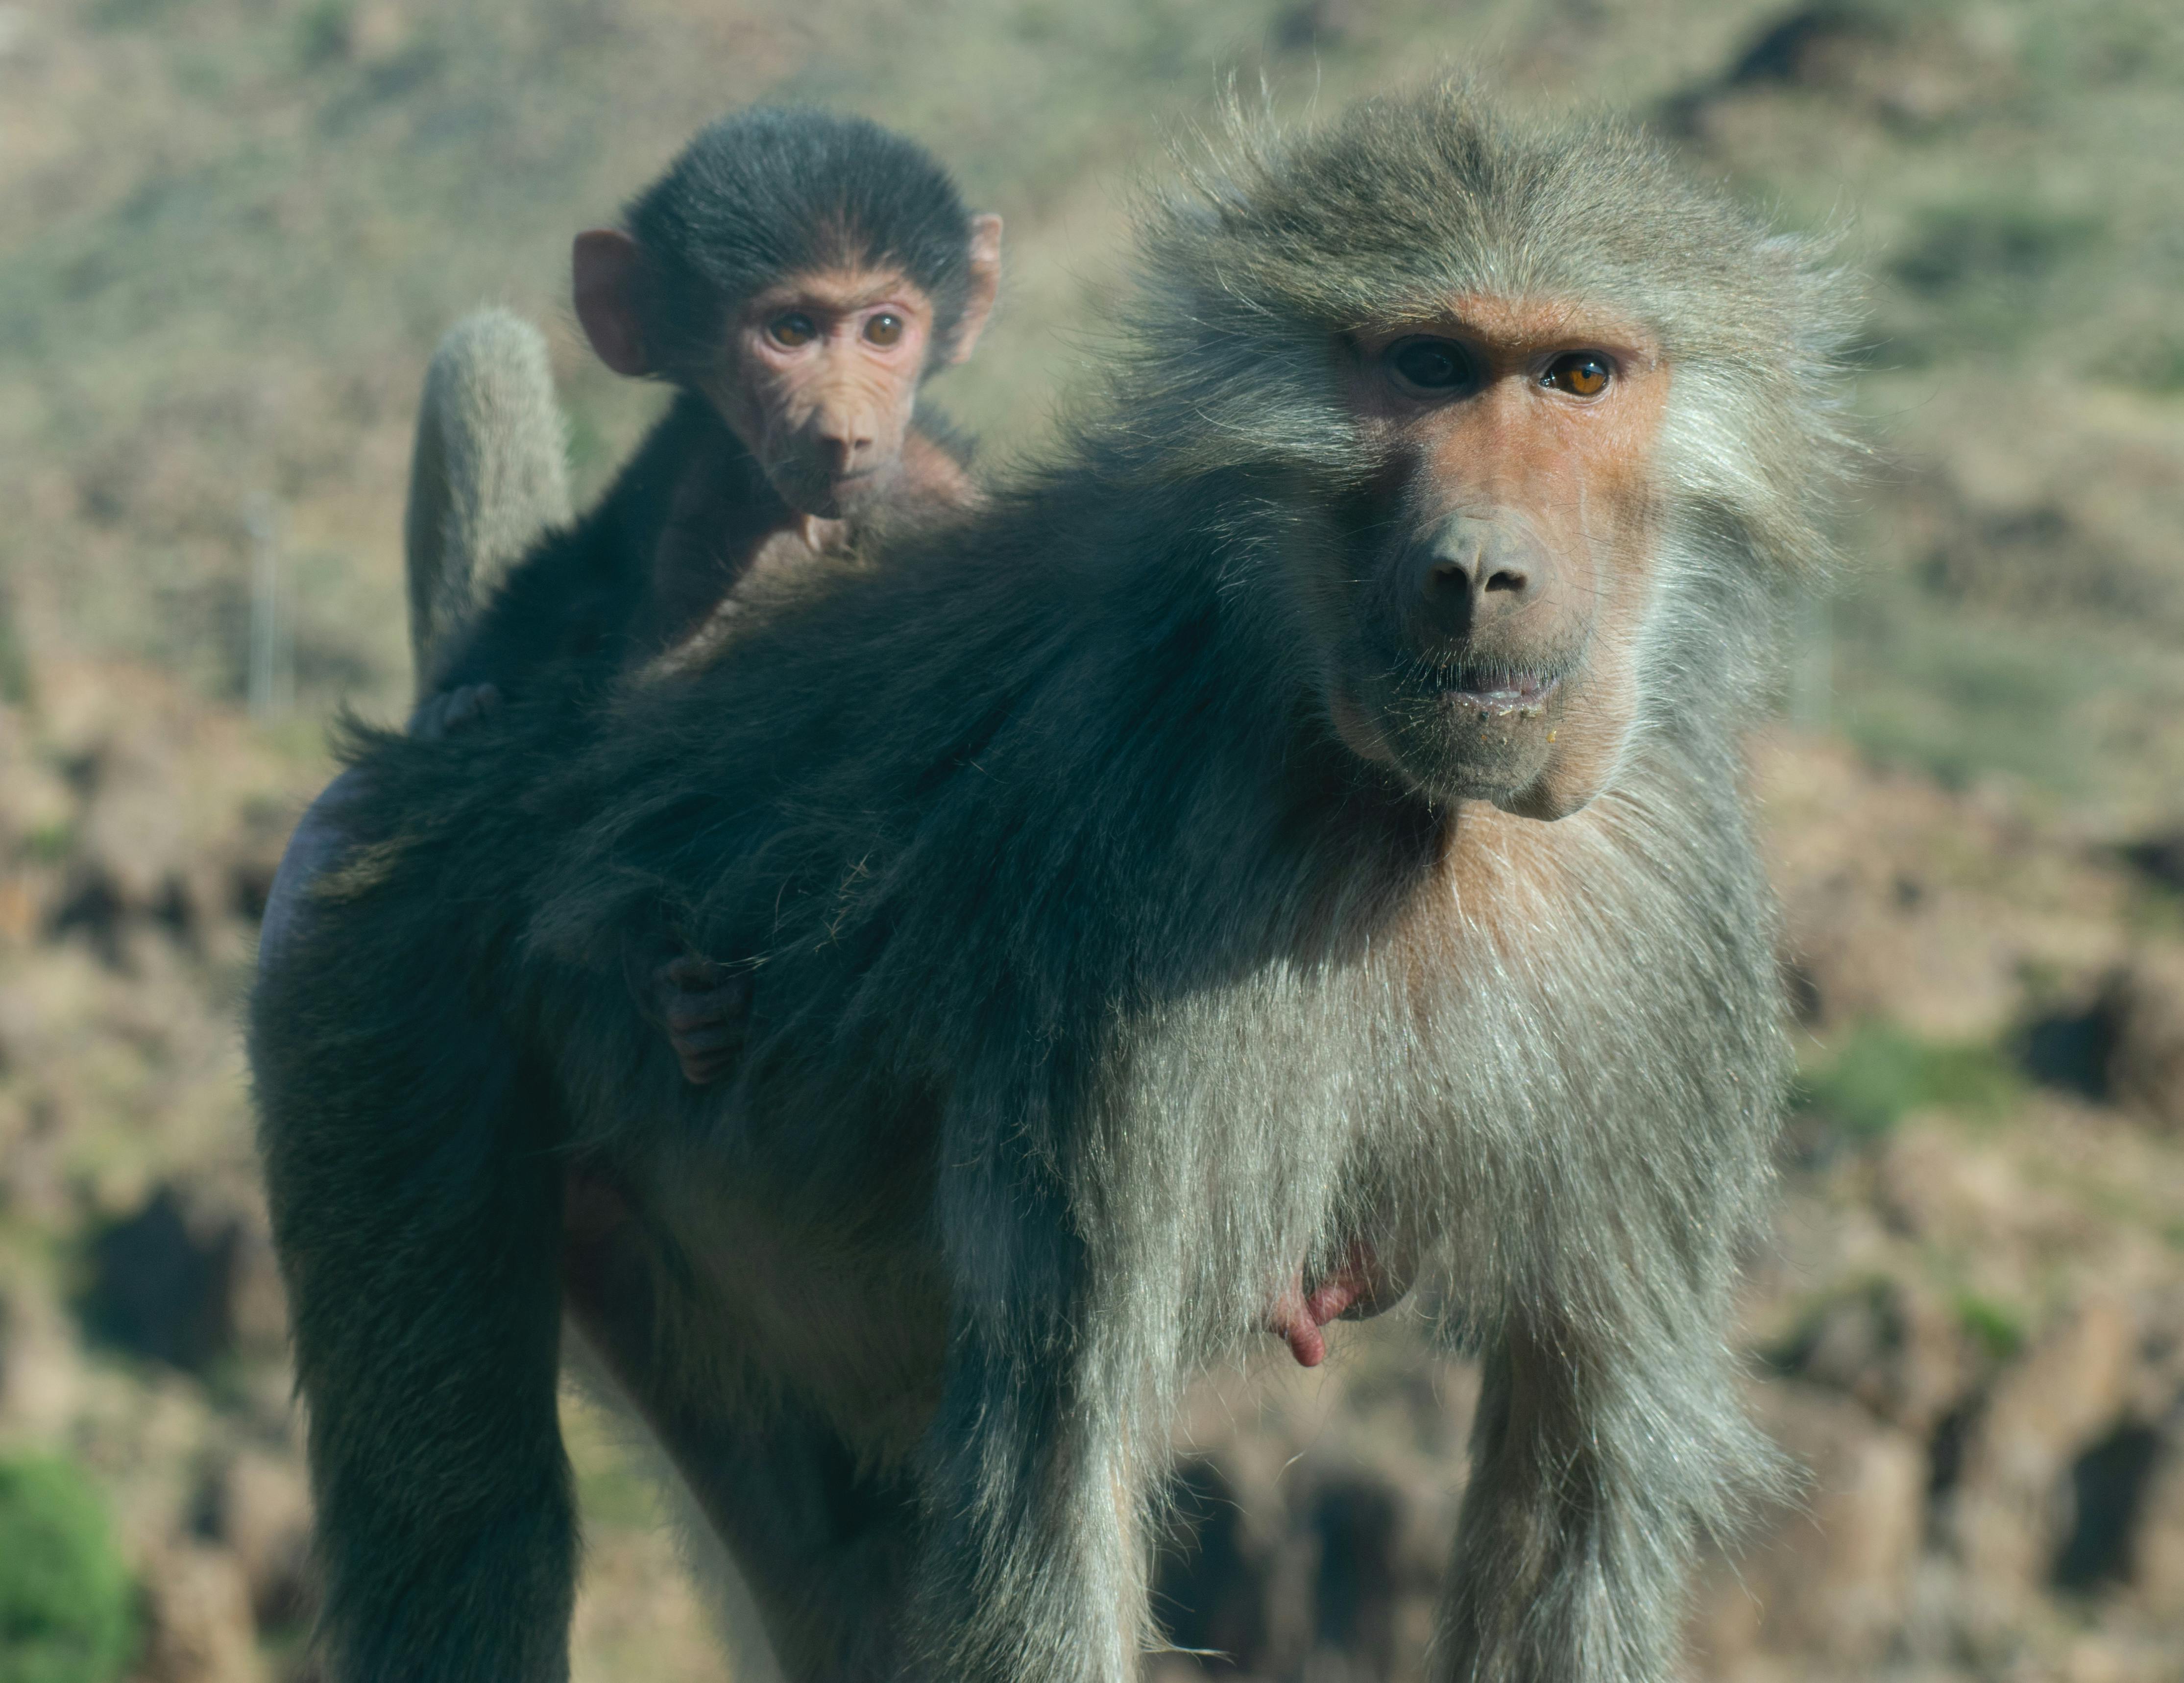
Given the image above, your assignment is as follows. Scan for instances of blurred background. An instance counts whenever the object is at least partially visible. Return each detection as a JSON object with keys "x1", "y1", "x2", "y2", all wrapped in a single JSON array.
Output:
[{"x1": 0, "y1": 0, "x2": 2182, "y2": 1678}]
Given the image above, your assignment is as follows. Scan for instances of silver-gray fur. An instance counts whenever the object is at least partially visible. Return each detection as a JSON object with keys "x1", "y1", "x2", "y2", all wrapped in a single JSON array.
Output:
[
  {"x1": 403, "y1": 308, "x2": 572, "y2": 693},
  {"x1": 252, "y1": 82, "x2": 1857, "y2": 1683}
]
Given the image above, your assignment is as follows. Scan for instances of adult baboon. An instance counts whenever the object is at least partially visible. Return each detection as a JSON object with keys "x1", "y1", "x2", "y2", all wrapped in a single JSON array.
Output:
[{"x1": 254, "y1": 82, "x2": 1852, "y2": 1683}]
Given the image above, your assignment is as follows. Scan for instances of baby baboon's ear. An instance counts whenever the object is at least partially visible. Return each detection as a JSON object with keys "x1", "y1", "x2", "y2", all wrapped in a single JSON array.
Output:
[
  {"x1": 948, "y1": 214, "x2": 1004, "y2": 366},
  {"x1": 573, "y1": 229, "x2": 652, "y2": 378}
]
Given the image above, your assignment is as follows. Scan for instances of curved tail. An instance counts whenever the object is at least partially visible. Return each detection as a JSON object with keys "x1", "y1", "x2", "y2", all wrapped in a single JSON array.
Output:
[{"x1": 404, "y1": 310, "x2": 572, "y2": 695}]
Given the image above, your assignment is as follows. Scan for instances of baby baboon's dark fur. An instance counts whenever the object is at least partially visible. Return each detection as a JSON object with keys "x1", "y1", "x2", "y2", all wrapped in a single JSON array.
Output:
[
  {"x1": 626, "y1": 104, "x2": 984, "y2": 382},
  {"x1": 254, "y1": 84, "x2": 1852, "y2": 1683}
]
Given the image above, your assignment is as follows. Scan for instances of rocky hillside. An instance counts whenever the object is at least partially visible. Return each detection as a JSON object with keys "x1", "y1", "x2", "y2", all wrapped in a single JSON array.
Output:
[{"x1": 0, "y1": 0, "x2": 2181, "y2": 1679}]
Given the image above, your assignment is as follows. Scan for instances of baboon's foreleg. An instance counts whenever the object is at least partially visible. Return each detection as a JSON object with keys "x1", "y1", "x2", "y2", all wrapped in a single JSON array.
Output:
[
  {"x1": 1432, "y1": 1291, "x2": 1769, "y2": 1683},
  {"x1": 673, "y1": 1412, "x2": 924, "y2": 1679},
  {"x1": 561, "y1": 1183, "x2": 921, "y2": 1680},
  {"x1": 904, "y1": 1138, "x2": 1151, "y2": 1683}
]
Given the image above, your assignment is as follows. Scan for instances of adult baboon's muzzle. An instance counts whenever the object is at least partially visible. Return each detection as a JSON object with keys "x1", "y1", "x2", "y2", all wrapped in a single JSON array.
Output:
[{"x1": 1398, "y1": 511, "x2": 1560, "y2": 658}]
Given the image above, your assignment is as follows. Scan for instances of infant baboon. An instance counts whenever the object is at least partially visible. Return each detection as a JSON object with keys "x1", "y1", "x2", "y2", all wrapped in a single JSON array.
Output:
[
  {"x1": 264, "y1": 107, "x2": 1002, "y2": 1072},
  {"x1": 415, "y1": 106, "x2": 1001, "y2": 722},
  {"x1": 254, "y1": 83, "x2": 1852, "y2": 1683}
]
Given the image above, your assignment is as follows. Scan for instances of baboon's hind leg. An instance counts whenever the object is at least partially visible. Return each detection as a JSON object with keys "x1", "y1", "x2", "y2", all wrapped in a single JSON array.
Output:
[{"x1": 255, "y1": 965, "x2": 578, "y2": 1683}]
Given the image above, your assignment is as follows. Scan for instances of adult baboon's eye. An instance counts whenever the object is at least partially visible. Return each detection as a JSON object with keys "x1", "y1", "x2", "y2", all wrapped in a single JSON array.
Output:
[
  {"x1": 863, "y1": 313, "x2": 904, "y2": 347},
  {"x1": 768, "y1": 313, "x2": 818, "y2": 348},
  {"x1": 1387, "y1": 338, "x2": 1474, "y2": 393},
  {"x1": 1544, "y1": 352, "x2": 1612, "y2": 397}
]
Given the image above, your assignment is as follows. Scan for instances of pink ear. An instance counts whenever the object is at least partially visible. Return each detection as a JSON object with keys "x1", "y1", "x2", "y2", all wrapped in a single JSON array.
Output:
[
  {"x1": 573, "y1": 229, "x2": 652, "y2": 377},
  {"x1": 949, "y1": 214, "x2": 1003, "y2": 366}
]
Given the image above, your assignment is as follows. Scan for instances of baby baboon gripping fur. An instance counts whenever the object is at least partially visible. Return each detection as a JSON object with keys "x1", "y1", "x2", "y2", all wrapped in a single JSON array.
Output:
[{"x1": 254, "y1": 85, "x2": 1852, "y2": 1683}]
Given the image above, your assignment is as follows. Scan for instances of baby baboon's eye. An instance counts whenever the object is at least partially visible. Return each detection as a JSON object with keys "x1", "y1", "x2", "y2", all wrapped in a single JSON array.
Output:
[
  {"x1": 863, "y1": 313, "x2": 904, "y2": 347},
  {"x1": 1387, "y1": 338, "x2": 1475, "y2": 393},
  {"x1": 1543, "y1": 352, "x2": 1612, "y2": 397},
  {"x1": 768, "y1": 313, "x2": 818, "y2": 348}
]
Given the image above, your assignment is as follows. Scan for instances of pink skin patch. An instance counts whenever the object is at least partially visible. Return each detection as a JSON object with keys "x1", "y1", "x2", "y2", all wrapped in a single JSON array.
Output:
[{"x1": 1265, "y1": 1241, "x2": 1382, "y2": 1368}]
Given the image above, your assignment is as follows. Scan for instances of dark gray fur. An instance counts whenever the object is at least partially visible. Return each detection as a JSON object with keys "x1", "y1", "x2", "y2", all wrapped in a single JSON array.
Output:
[
  {"x1": 629, "y1": 105, "x2": 984, "y2": 381},
  {"x1": 253, "y1": 82, "x2": 1854, "y2": 1682}
]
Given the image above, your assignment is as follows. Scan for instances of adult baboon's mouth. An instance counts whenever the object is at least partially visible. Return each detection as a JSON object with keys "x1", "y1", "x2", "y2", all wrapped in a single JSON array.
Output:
[
  {"x1": 1443, "y1": 671, "x2": 1558, "y2": 711},
  {"x1": 1383, "y1": 650, "x2": 1571, "y2": 717}
]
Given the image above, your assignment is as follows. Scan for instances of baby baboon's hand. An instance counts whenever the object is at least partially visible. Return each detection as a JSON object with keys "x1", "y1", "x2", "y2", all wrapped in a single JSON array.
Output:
[
  {"x1": 408, "y1": 682, "x2": 504, "y2": 741},
  {"x1": 655, "y1": 955, "x2": 753, "y2": 1086}
]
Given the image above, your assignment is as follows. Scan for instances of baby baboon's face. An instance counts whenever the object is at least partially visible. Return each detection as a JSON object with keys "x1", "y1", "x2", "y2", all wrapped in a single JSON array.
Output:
[
  {"x1": 1321, "y1": 296, "x2": 1671, "y2": 820},
  {"x1": 710, "y1": 267, "x2": 940, "y2": 522}
]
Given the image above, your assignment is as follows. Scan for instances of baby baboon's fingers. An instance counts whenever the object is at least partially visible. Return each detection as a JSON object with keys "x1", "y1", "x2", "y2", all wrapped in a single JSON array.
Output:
[
  {"x1": 660, "y1": 954, "x2": 728, "y2": 992},
  {"x1": 660, "y1": 969, "x2": 752, "y2": 1026},
  {"x1": 407, "y1": 692, "x2": 454, "y2": 740}
]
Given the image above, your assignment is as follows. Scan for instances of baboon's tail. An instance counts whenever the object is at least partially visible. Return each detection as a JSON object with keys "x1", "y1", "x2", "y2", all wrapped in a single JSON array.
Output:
[{"x1": 405, "y1": 309, "x2": 571, "y2": 695}]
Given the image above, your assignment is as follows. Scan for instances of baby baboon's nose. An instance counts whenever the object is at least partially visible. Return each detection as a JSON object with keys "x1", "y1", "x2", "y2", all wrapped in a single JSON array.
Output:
[{"x1": 814, "y1": 405, "x2": 877, "y2": 475}]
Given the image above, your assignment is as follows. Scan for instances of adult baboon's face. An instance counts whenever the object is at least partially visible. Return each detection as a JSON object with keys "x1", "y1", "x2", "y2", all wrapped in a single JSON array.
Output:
[{"x1": 1321, "y1": 296, "x2": 1670, "y2": 820}]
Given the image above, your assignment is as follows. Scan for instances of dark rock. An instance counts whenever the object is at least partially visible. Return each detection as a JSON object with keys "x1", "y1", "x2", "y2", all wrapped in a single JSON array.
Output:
[
  {"x1": 1308, "y1": 1476, "x2": 1401, "y2": 1678},
  {"x1": 2020, "y1": 988, "x2": 2123, "y2": 1103},
  {"x1": 1154, "y1": 1456, "x2": 1270, "y2": 1670},
  {"x1": 1726, "y1": 3, "x2": 1894, "y2": 90},
  {"x1": 2122, "y1": 832, "x2": 2184, "y2": 894},
  {"x1": 2104, "y1": 954, "x2": 2184, "y2": 1133},
  {"x1": 2054, "y1": 1423, "x2": 2162, "y2": 1593},
  {"x1": 1773, "y1": 1276, "x2": 1972, "y2": 1437},
  {"x1": 1275, "y1": 0, "x2": 1362, "y2": 51},
  {"x1": 81, "y1": 1183, "x2": 284, "y2": 1372}
]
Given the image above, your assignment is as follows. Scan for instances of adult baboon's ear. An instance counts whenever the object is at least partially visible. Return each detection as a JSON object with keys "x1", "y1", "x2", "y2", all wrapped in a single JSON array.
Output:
[
  {"x1": 949, "y1": 214, "x2": 1004, "y2": 366},
  {"x1": 573, "y1": 229, "x2": 652, "y2": 378}
]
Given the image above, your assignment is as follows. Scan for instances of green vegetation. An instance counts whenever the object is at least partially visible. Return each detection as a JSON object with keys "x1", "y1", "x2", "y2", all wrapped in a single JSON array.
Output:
[
  {"x1": 560, "y1": 1392, "x2": 669, "y2": 1529},
  {"x1": 22, "y1": 821, "x2": 75, "y2": 868},
  {"x1": 2099, "y1": 335, "x2": 2184, "y2": 395},
  {"x1": 0, "y1": 604, "x2": 28, "y2": 709},
  {"x1": 1954, "y1": 1291, "x2": 2027, "y2": 1362},
  {"x1": 0, "y1": 1456, "x2": 137, "y2": 1683},
  {"x1": 1796, "y1": 1022, "x2": 2022, "y2": 1138}
]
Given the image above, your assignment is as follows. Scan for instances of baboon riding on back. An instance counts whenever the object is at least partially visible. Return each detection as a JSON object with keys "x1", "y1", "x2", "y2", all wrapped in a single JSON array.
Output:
[{"x1": 254, "y1": 83, "x2": 1852, "y2": 1683}]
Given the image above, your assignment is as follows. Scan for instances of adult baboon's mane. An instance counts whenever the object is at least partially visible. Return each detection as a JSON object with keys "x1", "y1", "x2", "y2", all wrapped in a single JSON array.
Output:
[{"x1": 1095, "y1": 80, "x2": 1858, "y2": 580}]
